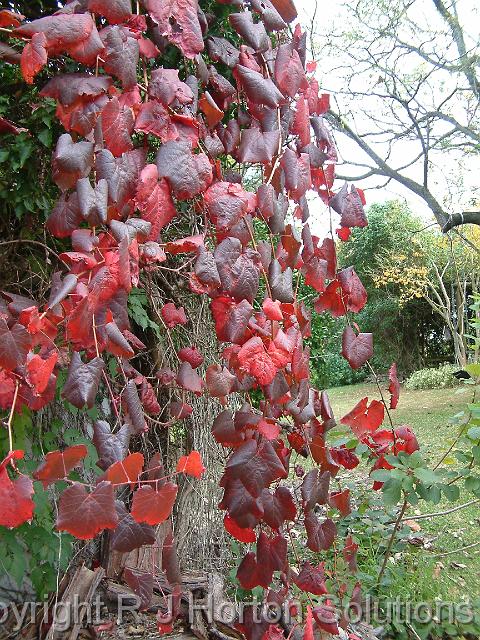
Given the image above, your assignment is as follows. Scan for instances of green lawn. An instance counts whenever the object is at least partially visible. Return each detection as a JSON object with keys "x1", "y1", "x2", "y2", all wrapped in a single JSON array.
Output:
[{"x1": 327, "y1": 383, "x2": 480, "y2": 602}]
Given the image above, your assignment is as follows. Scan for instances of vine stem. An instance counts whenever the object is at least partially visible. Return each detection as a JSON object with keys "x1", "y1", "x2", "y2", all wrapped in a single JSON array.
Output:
[
  {"x1": 6, "y1": 383, "x2": 20, "y2": 452},
  {"x1": 377, "y1": 498, "x2": 408, "y2": 585}
]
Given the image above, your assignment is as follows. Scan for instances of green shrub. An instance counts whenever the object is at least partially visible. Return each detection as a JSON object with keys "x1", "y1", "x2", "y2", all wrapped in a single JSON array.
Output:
[
  {"x1": 312, "y1": 351, "x2": 368, "y2": 388},
  {"x1": 405, "y1": 363, "x2": 459, "y2": 390}
]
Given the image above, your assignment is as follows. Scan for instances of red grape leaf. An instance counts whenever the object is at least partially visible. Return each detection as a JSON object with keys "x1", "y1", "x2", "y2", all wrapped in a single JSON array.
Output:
[
  {"x1": 131, "y1": 482, "x2": 178, "y2": 525},
  {"x1": 342, "y1": 326, "x2": 373, "y2": 370},
  {"x1": 177, "y1": 361, "x2": 204, "y2": 395},
  {"x1": 343, "y1": 535, "x2": 359, "y2": 573},
  {"x1": 214, "y1": 237, "x2": 260, "y2": 302},
  {"x1": 237, "y1": 128, "x2": 280, "y2": 164},
  {"x1": 337, "y1": 266, "x2": 367, "y2": 313},
  {"x1": 15, "y1": 14, "x2": 94, "y2": 49},
  {"x1": 56, "y1": 481, "x2": 118, "y2": 539},
  {"x1": 156, "y1": 140, "x2": 212, "y2": 200},
  {"x1": 20, "y1": 32, "x2": 48, "y2": 84},
  {"x1": 0, "y1": 9, "x2": 24, "y2": 28},
  {"x1": 46, "y1": 192, "x2": 83, "y2": 238},
  {"x1": 96, "y1": 148, "x2": 146, "y2": 211},
  {"x1": 260, "y1": 486, "x2": 296, "y2": 529},
  {"x1": 223, "y1": 513, "x2": 256, "y2": 543},
  {"x1": 134, "y1": 101, "x2": 179, "y2": 142},
  {"x1": 312, "y1": 606, "x2": 339, "y2": 636},
  {"x1": 0, "y1": 319, "x2": 31, "y2": 370},
  {"x1": 104, "y1": 452, "x2": 144, "y2": 486},
  {"x1": 164, "y1": 234, "x2": 204, "y2": 255},
  {"x1": 211, "y1": 297, "x2": 253, "y2": 344},
  {"x1": 206, "y1": 364, "x2": 236, "y2": 399},
  {"x1": 329, "y1": 489, "x2": 351, "y2": 516},
  {"x1": 62, "y1": 353, "x2": 104, "y2": 409},
  {"x1": 135, "y1": 164, "x2": 177, "y2": 241},
  {"x1": 204, "y1": 181, "x2": 254, "y2": 232},
  {"x1": 274, "y1": 43, "x2": 307, "y2": 98},
  {"x1": 235, "y1": 64, "x2": 283, "y2": 108},
  {"x1": 100, "y1": 97, "x2": 134, "y2": 157},
  {"x1": 88, "y1": 0, "x2": 132, "y2": 24},
  {"x1": 161, "y1": 303, "x2": 187, "y2": 329},
  {"x1": 294, "y1": 562, "x2": 328, "y2": 595},
  {"x1": 124, "y1": 568, "x2": 153, "y2": 611},
  {"x1": 305, "y1": 513, "x2": 336, "y2": 552},
  {"x1": 301, "y1": 469, "x2": 330, "y2": 511},
  {"x1": 148, "y1": 68, "x2": 194, "y2": 106},
  {"x1": 110, "y1": 500, "x2": 156, "y2": 553},
  {"x1": 388, "y1": 362, "x2": 400, "y2": 409},
  {"x1": 93, "y1": 420, "x2": 131, "y2": 471},
  {"x1": 123, "y1": 380, "x2": 147, "y2": 434},
  {"x1": 238, "y1": 336, "x2": 278, "y2": 386},
  {"x1": 52, "y1": 133, "x2": 94, "y2": 191},
  {"x1": 176, "y1": 451, "x2": 205, "y2": 478},
  {"x1": 330, "y1": 183, "x2": 368, "y2": 228},
  {"x1": 178, "y1": 346, "x2": 203, "y2": 368},
  {"x1": 223, "y1": 438, "x2": 288, "y2": 498},
  {"x1": 144, "y1": 0, "x2": 204, "y2": 59},
  {"x1": 229, "y1": 11, "x2": 270, "y2": 53},
  {"x1": 340, "y1": 397, "x2": 384, "y2": 438},
  {"x1": 251, "y1": 0, "x2": 286, "y2": 30},
  {"x1": 100, "y1": 25, "x2": 139, "y2": 89},
  {"x1": 0, "y1": 455, "x2": 35, "y2": 528},
  {"x1": 33, "y1": 444, "x2": 88, "y2": 488}
]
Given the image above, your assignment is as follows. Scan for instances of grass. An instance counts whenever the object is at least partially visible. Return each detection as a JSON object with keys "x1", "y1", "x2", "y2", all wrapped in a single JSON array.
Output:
[{"x1": 327, "y1": 382, "x2": 480, "y2": 602}]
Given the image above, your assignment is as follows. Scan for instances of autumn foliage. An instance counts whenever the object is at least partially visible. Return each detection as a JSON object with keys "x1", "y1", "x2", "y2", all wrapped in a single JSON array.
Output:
[{"x1": 0, "y1": 0, "x2": 413, "y2": 636}]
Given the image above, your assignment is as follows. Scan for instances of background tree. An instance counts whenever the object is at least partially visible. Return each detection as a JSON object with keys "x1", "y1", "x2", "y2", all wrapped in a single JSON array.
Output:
[{"x1": 313, "y1": 0, "x2": 480, "y2": 235}]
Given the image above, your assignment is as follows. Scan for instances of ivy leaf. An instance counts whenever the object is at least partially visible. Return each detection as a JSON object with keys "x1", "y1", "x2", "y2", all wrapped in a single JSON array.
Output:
[
  {"x1": 33, "y1": 445, "x2": 88, "y2": 488},
  {"x1": 56, "y1": 481, "x2": 118, "y2": 539}
]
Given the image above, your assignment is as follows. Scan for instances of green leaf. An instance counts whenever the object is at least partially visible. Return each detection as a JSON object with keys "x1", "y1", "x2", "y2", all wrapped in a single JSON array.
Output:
[
  {"x1": 441, "y1": 484, "x2": 460, "y2": 502},
  {"x1": 467, "y1": 426, "x2": 480, "y2": 441},
  {"x1": 413, "y1": 468, "x2": 440, "y2": 485},
  {"x1": 38, "y1": 128, "x2": 52, "y2": 148},
  {"x1": 466, "y1": 364, "x2": 480, "y2": 378},
  {"x1": 382, "y1": 478, "x2": 402, "y2": 506}
]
